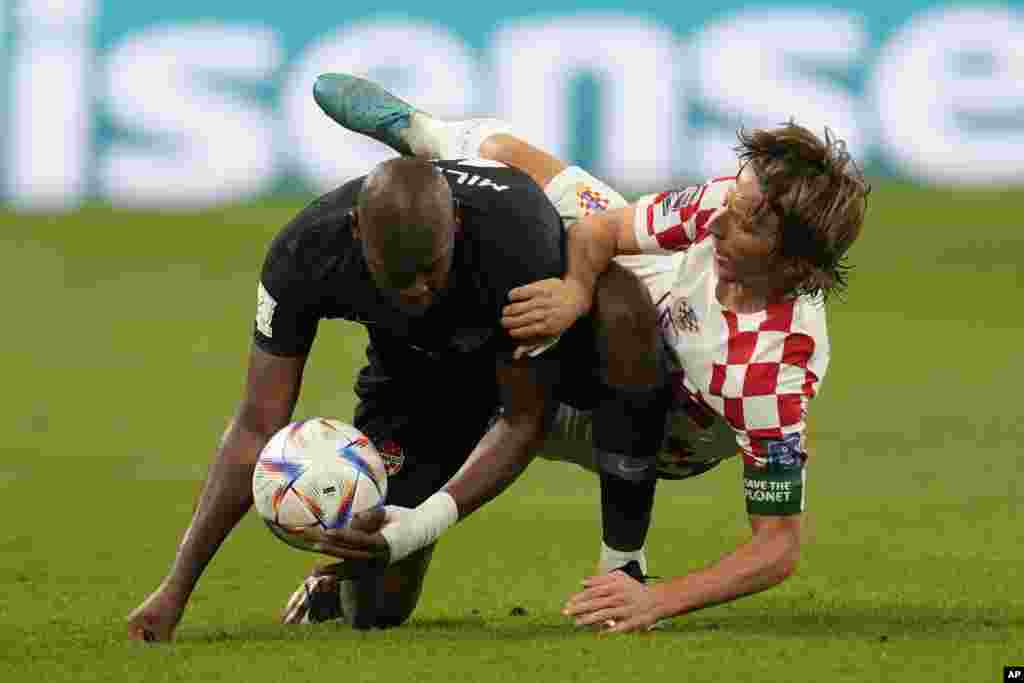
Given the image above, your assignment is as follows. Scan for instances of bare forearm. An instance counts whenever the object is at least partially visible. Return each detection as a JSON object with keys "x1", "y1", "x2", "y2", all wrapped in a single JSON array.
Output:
[
  {"x1": 565, "y1": 212, "x2": 622, "y2": 300},
  {"x1": 443, "y1": 415, "x2": 544, "y2": 518},
  {"x1": 657, "y1": 528, "x2": 800, "y2": 618},
  {"x1": 165, "y1": 419, "x2": 271, "y2": 594}
]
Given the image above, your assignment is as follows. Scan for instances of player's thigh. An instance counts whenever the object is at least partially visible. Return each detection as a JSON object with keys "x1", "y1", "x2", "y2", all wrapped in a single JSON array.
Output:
[{"x1": 590, "y1": 263, "x2": 666, "y2": 389}]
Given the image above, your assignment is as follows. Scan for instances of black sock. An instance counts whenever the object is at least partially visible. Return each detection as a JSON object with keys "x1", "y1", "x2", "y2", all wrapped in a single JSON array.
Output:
[{"x1": 592, "y1": 383, "x2": 671, "y2": 551}]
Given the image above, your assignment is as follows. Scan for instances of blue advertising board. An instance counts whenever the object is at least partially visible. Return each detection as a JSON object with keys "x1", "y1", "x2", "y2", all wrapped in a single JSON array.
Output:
[{"x1": 2, "y1": 0, "x2": 1021, "y2": 208}]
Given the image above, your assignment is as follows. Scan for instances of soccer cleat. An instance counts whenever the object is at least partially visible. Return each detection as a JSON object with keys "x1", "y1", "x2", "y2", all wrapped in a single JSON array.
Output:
[
  {"x1": 282, "y1": 573, "x2": 349, "y2": 625},
  {"x1": 313, "y1": 73, "x2": 417, "y2": 155},
  {"x1": 613, "y1": 559, "x2": 650, "y2": 584}
]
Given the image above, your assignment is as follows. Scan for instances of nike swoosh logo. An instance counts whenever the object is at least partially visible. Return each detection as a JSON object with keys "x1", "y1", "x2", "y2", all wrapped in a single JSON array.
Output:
[{"x1": 617, "y1": 460, "x2": 651, "y2": 474}]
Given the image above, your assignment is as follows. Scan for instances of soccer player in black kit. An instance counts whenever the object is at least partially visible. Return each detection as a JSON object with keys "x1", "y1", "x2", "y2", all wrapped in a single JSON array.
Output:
[{"x1": 126, "y1": 153, "x2": 669, "y2": 638}]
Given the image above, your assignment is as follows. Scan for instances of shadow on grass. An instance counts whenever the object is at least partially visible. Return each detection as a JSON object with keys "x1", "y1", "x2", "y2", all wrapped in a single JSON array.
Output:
[
  {"x1": 174, "y1": 605, "x2": 1022, "y2": 645},
  {"x1": 658, "y1": 606, "x2": 1023, "y2": 640}
]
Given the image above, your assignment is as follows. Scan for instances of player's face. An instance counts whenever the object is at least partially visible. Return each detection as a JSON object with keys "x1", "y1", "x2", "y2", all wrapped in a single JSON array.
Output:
[
  {"x1": 362, "y1": 222, "x2": 455, "y2": 317},
  {"x1": 711, "y1": 164, "x2": 785, "y2": 287}
]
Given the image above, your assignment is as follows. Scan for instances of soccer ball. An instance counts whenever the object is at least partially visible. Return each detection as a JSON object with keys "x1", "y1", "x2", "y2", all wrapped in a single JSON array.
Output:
[{"x1": 252, "y1": 418, "x2": 387, "y2": 552}]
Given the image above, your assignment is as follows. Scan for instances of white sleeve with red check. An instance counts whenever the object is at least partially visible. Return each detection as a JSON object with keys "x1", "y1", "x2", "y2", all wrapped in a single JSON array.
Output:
[{"x1": 632, "y1": 177, "x2": 734, "y2": 254}]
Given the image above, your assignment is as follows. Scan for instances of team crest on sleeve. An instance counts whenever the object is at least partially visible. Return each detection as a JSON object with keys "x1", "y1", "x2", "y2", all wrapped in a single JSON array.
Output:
[
  {"x1": 256, "y1": 282, "x2": 277, "y2": 337},
  {"x1": 574, "y1": 182, "x2": 610, "y2": 215}
]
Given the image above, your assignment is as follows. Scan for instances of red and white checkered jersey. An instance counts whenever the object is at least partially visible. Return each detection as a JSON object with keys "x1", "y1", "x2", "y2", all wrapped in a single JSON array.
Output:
[{"x1": 633, "y1": 177, "x2": 830, "y2": 467}]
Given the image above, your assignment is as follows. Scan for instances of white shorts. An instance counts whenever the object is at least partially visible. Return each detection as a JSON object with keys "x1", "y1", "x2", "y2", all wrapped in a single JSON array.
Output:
[{"x1": 538, "y1": 167, "x2": 734, "y2": 479}]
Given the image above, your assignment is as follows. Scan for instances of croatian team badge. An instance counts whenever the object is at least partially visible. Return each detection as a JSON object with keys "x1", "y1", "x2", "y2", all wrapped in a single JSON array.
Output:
[
  {"x1": 575, "y1": 183, "x2": 610, "y2": 215},
  {"x1": 670, "y1": 296, "x2": 700, "y2": 334}
]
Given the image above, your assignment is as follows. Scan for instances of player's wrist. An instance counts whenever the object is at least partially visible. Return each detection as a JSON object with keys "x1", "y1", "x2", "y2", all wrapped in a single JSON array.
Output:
[
  {"x1": 380, "y1": 491, "x2": 459, "y2": 563},
  {"x1": 647, "y1": 582, "x2": 681, "y2": 623},
  {"x1": 159, "y1": 576, "x2": 194, "y2": 602},
  {"x1": 564, "y1": 276, "x2": 594, "y2": 316}
]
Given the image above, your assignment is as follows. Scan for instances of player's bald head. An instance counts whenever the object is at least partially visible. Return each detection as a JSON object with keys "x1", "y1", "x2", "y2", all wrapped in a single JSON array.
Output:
[{"x1": 356, "y1": 158, "x2": 455, "y2": 287}]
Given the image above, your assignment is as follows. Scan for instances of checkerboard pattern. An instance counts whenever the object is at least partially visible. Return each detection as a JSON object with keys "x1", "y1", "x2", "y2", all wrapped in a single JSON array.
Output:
[
  {"x1": 635, "y1": 177, "x2": 733, "y2": 253},
  {"x1": 707, "y1": 301, "x2": 820, "y2": 462}
]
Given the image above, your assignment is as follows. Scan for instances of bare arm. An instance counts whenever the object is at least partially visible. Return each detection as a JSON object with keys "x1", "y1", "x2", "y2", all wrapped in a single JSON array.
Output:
[
  {"x1": 564, "y1": 205, "x2": 641, "y2": 302},
  {"x1": 565, "y1": 514, "x2": 802, "y2": 632},
  {"x1": 656, "y1": 514, "x2": 801, "y2": 612},
  {"x1": 128, "y1": 346, "x2": 305, "y2": 640},
  {"x1": 502, "y1": 205, "x2": 639, "y2": 340},
  {"x1": 308, "y1": 357, "x2": 554, "y2": 563}
]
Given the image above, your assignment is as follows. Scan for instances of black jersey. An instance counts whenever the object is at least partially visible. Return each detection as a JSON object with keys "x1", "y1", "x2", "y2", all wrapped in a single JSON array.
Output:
[{"x1": 254, "y1": 159, "x2": 565, "y2": 365}]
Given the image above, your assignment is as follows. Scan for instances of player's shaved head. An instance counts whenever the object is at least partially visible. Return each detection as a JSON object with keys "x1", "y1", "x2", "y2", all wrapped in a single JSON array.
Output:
[
  {"x1": 354, "y1": 157, "x2": 458, "y2": 315},
  {"x1": 356, "y1": 158, "x2": 456, "y2": 289}
]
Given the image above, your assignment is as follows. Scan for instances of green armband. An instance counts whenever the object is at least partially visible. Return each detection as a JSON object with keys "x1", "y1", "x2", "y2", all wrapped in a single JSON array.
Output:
[{"x1": 744, "y1": 464, "x2": 804, "y2": 515}]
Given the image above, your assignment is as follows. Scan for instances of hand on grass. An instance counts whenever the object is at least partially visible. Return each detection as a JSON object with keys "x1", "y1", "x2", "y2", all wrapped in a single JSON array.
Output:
[
  {"x1": 127, "y1": 583, "x2": 188, "y2": 642},
  {"x1": 563, "y1": 570, "x2": 671, "y2": 634}
]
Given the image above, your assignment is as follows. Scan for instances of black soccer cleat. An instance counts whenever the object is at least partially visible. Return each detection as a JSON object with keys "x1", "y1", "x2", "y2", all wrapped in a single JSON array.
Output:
[
  {"x1": 282, "y1": 574, "x2": 347, "y2": 624},
  {"x1": 613, "y1": 559, "x2": 652, "y2": 584}
]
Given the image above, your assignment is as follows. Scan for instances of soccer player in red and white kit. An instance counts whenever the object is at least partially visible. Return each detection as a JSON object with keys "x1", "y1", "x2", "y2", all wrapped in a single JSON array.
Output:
[
  {"x1": 494, "y1": 127, "x2": 870, "y2": 632},
  {"x1": 312, "y1": 74, "x2": 870, "y2": 632}
]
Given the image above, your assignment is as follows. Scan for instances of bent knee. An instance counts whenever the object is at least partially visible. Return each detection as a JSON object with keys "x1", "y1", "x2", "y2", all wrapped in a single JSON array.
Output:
[{"x1": 371, "y1": 606, "x2": 416, "y2": 629}]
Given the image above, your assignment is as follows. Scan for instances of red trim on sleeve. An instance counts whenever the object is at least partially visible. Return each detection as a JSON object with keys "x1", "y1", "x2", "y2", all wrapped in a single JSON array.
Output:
[{"x1": 748, "y1": 426, "x2": 785, "y2": 441}]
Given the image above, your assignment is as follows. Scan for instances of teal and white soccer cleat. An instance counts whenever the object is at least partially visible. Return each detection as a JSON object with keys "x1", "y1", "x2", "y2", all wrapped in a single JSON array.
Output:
[{"x1": 313, "y1": 73, "x2": 418, "y2": 155}]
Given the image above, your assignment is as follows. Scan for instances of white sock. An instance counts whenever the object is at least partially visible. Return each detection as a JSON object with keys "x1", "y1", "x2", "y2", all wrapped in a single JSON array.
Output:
[
  {"x1": 403, "y1": 114, "x2": 514, "y2": 160},
  {"x1": 599, "y1": 541, "x2": 648, "y2": 575}
]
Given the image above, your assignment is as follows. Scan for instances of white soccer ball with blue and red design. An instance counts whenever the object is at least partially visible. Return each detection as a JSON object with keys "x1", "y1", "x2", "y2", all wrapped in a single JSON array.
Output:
[{"x1": 252, "y1": 418, "x2": 387, "y2": 552}]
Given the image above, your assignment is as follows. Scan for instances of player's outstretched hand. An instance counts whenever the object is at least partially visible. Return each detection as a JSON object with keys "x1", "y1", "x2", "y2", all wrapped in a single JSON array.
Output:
[
  {"x1": 563, "y1": 570, "x2": 671, "y2": 634},
  {"x1": 127, "y1": 583, "x2": 188, "y2": 642},
  {"x1": 502, "y1": 278, "x2": 589, "y2": 342},
  {"x1": 298, "y1": 506, "x2": 398, "y2": 565}
]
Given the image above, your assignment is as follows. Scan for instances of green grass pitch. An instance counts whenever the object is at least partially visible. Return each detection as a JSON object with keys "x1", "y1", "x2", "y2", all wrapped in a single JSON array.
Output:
[{"x1": 1, "y1": 184, "x2": 1022, "y2": 682}]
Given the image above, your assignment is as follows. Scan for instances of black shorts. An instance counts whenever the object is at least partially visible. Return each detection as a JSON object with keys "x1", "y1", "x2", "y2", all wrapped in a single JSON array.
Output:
[
  {"x1": 352, "y1": 349, "x2": 501, "y2": 508},
  {"x1": 348, "y1": 317, "x2": 648, "y2": 507}
]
